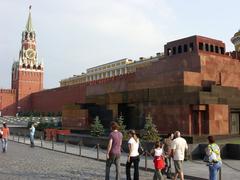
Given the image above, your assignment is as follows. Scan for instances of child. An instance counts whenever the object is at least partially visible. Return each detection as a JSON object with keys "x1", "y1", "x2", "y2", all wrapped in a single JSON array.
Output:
[{"x1": 152, "y1": 141, "x2": 165, "y2": 180}]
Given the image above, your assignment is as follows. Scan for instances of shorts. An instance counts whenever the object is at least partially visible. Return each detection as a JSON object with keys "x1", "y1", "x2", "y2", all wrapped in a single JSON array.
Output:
[{"x1": 174, "y1": 160, "x2": 183, "y2": 173}]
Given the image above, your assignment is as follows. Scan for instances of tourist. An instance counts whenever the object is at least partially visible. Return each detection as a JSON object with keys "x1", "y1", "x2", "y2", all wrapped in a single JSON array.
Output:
[
  {"x1": 29, "y1": 123, "x2": 35, "y2": 147},
  {"x1": 205, "y1": 136, "x2": 222, "y2": 180},
  {"x1": 152, "y1": 141, "x2": 164, "y2": 180},
  {"x1": 163, "y1": 133, "x2": 174, "y2": 179},
  {"x1": 105, "y1": 121, "x2": 123, "y2": 180},
  {"x1": 171, "y1": 131, "x2": 188, "y2": 180},
  {"x1": 126, "y1": 129, "x2": 140, "y2": 180},
  {"x1": 1, "y1": 122, "x2": 10, "y2": 152}
]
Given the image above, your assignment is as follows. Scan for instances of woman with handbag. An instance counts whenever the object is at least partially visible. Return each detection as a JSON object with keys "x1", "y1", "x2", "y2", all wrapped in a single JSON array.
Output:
[
  {"x1": 205, "y1": 136, "x2": 222, "y2": 180},
  {"x1": 152, "y1": 141, "x2": 165, "y2": 180},
  {"x1": 126, "y1": 130, "x2": 140, "y2": 180}
]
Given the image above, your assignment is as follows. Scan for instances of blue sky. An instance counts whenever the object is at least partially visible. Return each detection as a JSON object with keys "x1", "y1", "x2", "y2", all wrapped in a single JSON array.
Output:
[{"x1": 0, "y1": 0, "x2": 239, "y2": 89}]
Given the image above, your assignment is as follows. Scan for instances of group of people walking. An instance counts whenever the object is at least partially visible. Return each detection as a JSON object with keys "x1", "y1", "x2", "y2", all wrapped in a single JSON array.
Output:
[
  {"x1": 0, "y1": 120, "x2": 222, "y2": 180},
  {"x1": 105, "y1": 122, "x2": 141, "y2": 180},
  {"x1": 105, "y1": 121, "x2": 222, "y2": 180}
]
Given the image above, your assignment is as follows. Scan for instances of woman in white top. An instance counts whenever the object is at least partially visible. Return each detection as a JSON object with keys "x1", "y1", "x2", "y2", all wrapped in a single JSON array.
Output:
[{"x1": 126, "y1": 130, "x2": 140, "y2": 180}]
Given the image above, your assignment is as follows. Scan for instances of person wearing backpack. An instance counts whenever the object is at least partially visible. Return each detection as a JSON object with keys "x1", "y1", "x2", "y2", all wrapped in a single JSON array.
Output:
[
  {"x1": 205, "y1": 136, "x2": 222, "y2": 180},
  {"x1": 1, "y1": 122, "x2": 10, "y2": 153}
]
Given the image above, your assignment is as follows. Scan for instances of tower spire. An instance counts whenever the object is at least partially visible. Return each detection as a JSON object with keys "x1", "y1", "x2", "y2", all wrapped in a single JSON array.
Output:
[{"x1": 25, "y1": 5, "x2": 33, "y2": 32}]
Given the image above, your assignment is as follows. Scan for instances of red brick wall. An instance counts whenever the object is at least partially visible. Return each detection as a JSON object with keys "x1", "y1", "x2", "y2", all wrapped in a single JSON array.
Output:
[
  {"x1": 31, "y1": 84, "x2": 86, "y2": 113},
  {"x1": 12, "y1": 68, "x2": 43, "y2": 112},
  {"x1": 183, "y1": 54, "x2": 240, "y2": 88},
  {"x1": 0, "y1": 89, "x2": 16, "y2": 116},
  {"x1": 62, "y1": 108, "x2": 89, "y2": 129},
  {"x1": 86, "y1": 53, "x2": 201, "y2": 96},
  {"x1": 208, "y1": 104, "x2": 229, "y2": 135},
  {"x1": 200, "y1": 54, "x2": 240, "y2": 88},
  {"x1": 145, "y1": 105, "x2": 190, "y2": 135}
]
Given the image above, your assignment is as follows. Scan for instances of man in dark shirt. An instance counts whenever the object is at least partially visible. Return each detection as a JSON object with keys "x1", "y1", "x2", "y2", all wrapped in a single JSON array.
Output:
[
  {"x1": 105, "y1": 121, "x2": 123, "y2": 180},
  {"x1": 163, "y1": 133, "x2": 174, "y2": 179}
]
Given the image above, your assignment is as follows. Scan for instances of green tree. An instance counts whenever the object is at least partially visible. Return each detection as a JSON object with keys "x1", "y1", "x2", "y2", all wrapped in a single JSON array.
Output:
[
  {"x1": 117, "y1": 114, "x2": 128, "y2": 140},
  {"x1": 90, "y1": 116, "x2": 105, "y2": 137},
  {"x1": 142, "y1": 113, "x2": 159, "y2": 142}
]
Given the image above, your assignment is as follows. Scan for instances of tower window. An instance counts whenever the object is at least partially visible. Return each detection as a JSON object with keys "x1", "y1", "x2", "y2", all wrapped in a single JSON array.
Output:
[
  {"x1": 27, "y1": 64, "x2": 30, "y2": 69},
  {"x1": 172, "y1": 47, "x2": 176, "y2": 55},
  {"x1": 205, "y1": 44, "x2": 209, "y2": 51},
  {"x1": 183, "y1": 44, "x2": 188, "y2": 52},
  {"x1": 199, "y1": 43, "x2": 204, "y2": 50},
  {"x1": 178, "y1": 45, "x2": 182, "y2": 53},
  {"x1": 210, "y1": 45, "x2": 214, "y2": 52},
  {"x1": 167, "y1": 48, "x2": 171, "y2": 56},
  {"x1": 22, "y1": 64, "x2": 26, "y2": 68},
  {"x1": 189, "y1": 43, "x2": 194, "y2": 52},
  {"x1": 215, "y1": 46, "x2": 219, "y2": 53},
  {"x1": 220, "y1": 47, "x2": 225, "y2": 54}
]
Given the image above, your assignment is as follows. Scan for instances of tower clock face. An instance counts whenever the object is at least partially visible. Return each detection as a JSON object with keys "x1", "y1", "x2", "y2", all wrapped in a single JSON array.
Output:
[{"x1": 25, "y1": 49, "x2": 35, "y2": 59}]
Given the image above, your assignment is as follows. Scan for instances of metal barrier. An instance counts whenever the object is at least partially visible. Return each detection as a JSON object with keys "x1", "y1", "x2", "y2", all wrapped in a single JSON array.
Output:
[
  {"x1": 52, "y1": 138, "x2": 54, "y2": 150},
  {"x1": 11, "y1": 133, "x2": 240, "y2": 180},
  {"x1": 40, "y1": 136, "x2": 43, "y2": 147},
  {"x1": 10, "y1": 134, "x2": 156, "y2": 171},
  {"x1": 64, "y1": 137, "x2": 67, "y2": 153},
  {"x1": 78, "y1": 142, "x2": 82, "y2": 156},
  {"x1": 96, "y1": 144, "x2": 100, "y2": 160}
]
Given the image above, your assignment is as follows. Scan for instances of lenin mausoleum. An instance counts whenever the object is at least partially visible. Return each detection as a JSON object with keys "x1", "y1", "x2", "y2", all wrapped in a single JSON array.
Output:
[{"x1": 0, "y1": 8, "x2": 240, "y2": 136}]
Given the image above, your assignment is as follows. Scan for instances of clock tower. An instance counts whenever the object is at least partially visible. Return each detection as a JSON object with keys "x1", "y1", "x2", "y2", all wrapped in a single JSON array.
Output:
[{"x1": 12, "y1": 6, "x2": 44, "y2": 112}]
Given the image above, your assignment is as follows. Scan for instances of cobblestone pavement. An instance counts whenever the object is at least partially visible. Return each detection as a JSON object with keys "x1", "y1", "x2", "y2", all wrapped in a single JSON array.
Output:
[
  {"x1": 5, "y1": 136, "x2": 240, "y2": 180},
  {"x1": 0, "y1": 141, "x2": 154, "y2": 180}
]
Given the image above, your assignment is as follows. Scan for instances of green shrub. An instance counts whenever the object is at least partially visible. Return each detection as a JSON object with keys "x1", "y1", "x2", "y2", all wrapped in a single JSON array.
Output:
[
  {"x1": 142, "y1": 113, "x2": 159, "y2": 142},
  {"x1": 90, "y1": 116, "x2": 105, "y2": 137},
  {"x1": 117, "y1": 114, "x2": 128, "y2": 140}
]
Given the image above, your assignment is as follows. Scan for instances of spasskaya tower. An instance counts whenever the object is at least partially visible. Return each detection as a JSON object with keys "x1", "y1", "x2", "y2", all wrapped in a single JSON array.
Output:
[{"x1": 11, "y1": 6, "x2": 44, "y2": 112}]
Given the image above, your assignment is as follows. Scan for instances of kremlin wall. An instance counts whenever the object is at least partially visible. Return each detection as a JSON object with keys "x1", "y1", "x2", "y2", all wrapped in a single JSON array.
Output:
[{"x1": 1, "y1": 9, "x2": 240, "y2": 136}]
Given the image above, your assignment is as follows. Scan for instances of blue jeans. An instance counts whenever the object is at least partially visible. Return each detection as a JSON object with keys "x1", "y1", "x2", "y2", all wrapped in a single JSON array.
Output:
[
  {"x1": 1, "y1": 138, "x2": 7, "y2": 152},
  {"x1": 165, "y1": 156, "x2": 172, "y2": 178},
  {"x1": 209, "y1": 161, "x2": 222, "y2": 180},
  {"x1": 30, "y1": 134, "x2": 35, "y2": 147}
]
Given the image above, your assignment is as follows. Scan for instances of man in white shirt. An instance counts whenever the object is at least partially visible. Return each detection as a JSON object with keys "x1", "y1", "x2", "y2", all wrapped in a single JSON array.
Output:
[
  {"x1": 29, "y1": 124, "x2": 35, "y2": 147},
  {"x1": 171, "y1": 131, "x2": 188, "y2": 180}
]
